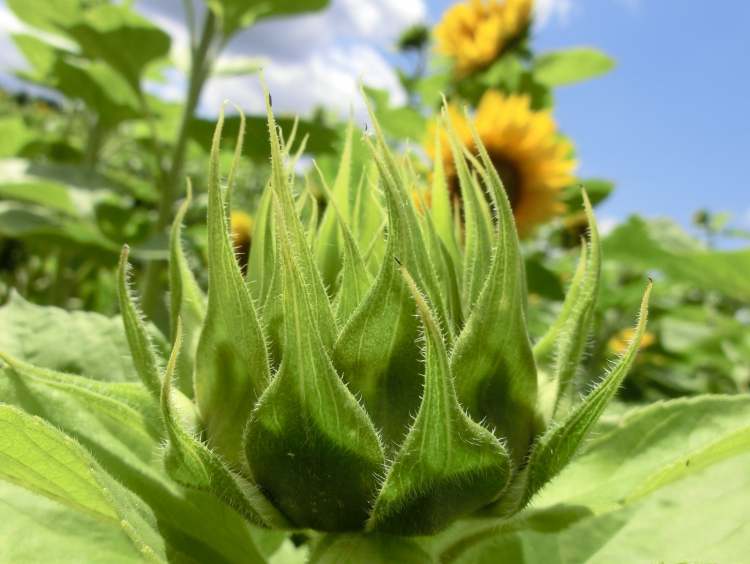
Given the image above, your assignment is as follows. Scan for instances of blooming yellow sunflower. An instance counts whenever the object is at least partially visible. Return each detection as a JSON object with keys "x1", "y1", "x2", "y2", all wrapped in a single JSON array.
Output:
[
  {"x1": 435, "y1": 0, "x2": 533, "y2": 75},
  {"x1": 427, "y1": 90, "x2": 576, "y2": 235}
]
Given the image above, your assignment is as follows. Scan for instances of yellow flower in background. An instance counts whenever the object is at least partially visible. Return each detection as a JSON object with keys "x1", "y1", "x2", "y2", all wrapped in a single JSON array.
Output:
[
  {"x1": 435, "y1": 0, "x2": 533, "y2": 75},
  {"x1": 608, "y1": 328, "x2": 656, "y2": 355},
  {"x1": 427, "y1": 90, "x2": 576, "y2": 235},
  {"x1": 230, "y1": 210, "x2": 253, "y2": 272}
]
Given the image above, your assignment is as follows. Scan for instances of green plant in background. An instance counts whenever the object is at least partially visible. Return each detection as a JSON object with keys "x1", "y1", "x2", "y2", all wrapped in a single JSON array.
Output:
[
  {"x1": 2, "y1": 92, "x2": 749, "y2": 563},
  {"x1": 0, "y1": 0, "x2": 335, "y2": 317}
]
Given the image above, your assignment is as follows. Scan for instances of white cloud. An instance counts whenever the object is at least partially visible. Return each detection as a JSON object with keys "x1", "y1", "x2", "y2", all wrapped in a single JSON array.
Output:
[
  {"x1": 534, "y1": 0, "x2": 573, "y2": 28},
  {"x1": 598, "y1": 215, "x2": 620, "y2": 236},
  {"x1": 743, "y1": 208, "x2": 750, "y2": 229},
  {"x1": 0, "y1": 4, "x2": 31, "y2": 71},
  {"x1": 136, "y1": 0, "x2": 426, "y2": 118},
  {"x1": 0, "y1": 0, "x2": 425, "y2": 119}
]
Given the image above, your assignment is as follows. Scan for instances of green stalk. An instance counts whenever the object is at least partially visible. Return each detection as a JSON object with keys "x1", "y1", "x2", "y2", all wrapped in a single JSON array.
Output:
[{"x1": 141, "y1": 10, "x2": 218, "y2": 321}]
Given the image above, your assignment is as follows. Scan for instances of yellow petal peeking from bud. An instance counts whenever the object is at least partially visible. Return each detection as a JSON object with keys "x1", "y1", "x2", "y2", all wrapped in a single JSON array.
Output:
[
  {"x1": 230, "y1": 210, "x2": 253, "y2": 272},
  {"x1": 608, "y1": 327, "x2": 656, "y2": 355},
  {"x1": 427, "y1": 90, "x2": 576, "y2": 236},
  {"x1": 435, "y1": 0, "x2": 533, "y2": 75}
]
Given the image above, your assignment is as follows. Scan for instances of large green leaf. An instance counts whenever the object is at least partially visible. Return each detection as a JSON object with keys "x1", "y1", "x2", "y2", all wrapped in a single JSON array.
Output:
[
  {"x1": 0, "y1": 358, "x2": 267, "y2": 562},
  {"x1": 534, "y1": 47, "x2": 615, "y2": 87},
  {"x1": 13, "y1": 34, "x2": 143, "y2": 126},
  {"x1": 0, "y1": 202, "x2": 119, "y2": 257},
  {"x1": 0, "y1": 116, "x2": 35, "y2": 158},
  {"x1": 0, "y1": 481, "x2": 141, "y2": 563},
  {"x1": 0, "y1": 158, "x2": 122, "y2": 218},
  {"x1": 0, "y1": 404, "x2": 168, "y2": 560},
  {"x1": 438, "y1": 395, "x2": 750, "y2": 563},
  {"x1": 64, "y1": 4, "x2": 170, "y2": 88},
  {"x1": 363, "y1": 86, "x2": 426, "y2": 140},
  {"x1": 0, "y1": 291, "x2": 163, "y2": 382},
  {"x1": 6, "y1": 0, "x2": 80, "y2": 31},
  {"x1": 207, "y1": 0, "x2": 329, "y2": 37},
  {"x1": 604, "y1": 216, "x2": 750, "y2": 302}
]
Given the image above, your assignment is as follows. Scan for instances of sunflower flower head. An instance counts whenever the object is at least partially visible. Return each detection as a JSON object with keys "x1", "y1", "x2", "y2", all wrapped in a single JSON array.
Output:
[
  {"x1": 435, "y1": 0, "x2": 533, "y2": 75},
  {"x1": 427, "y1": 90, "x2": 576, "y2": 235}
]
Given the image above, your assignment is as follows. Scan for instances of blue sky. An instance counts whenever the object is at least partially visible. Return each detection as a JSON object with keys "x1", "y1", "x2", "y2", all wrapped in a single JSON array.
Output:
[
  {"x1": 1, "y1": 0, "x2": 748, "y2": 236},
  {"x1": 428, "y1": 0, "x2": 750, "y2": 234}
]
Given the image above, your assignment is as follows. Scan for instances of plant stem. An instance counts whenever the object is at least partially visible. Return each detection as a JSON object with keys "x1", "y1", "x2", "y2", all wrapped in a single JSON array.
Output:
[{"x1": 141, "y1": 9, "x2": 217, "y2": 322}]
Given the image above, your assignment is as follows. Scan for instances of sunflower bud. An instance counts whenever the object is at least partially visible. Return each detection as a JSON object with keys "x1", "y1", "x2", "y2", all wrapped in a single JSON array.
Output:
[{"x1": 127, "y1": 85, "x2": 652, "y2": 538}]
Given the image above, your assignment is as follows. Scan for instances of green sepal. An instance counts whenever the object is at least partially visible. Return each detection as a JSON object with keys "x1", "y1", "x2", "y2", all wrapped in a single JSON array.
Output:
[
  {"x1": 535, "y1": 241, "x2": 588, "y2": 422},
  {"x1": 429, "y1": 127, "x2": 461, "y2": 269},
  {"x1": 314, "y1": 163, "x2": 373, "y2": 326},
  {"x1": 332, "y1": 97, "x2": 451, "y2": 447},
  {"x1": 315, "y1": 119, "x2": 355, "y2": 291},
  {"x1": 260, "y1": 80, "x2": 337, "y2": 356},
  {"x1": 419, "y1": 202, "x2": 463, "y2": 335},
  {"x1": 367, "y1": 267, "x2": 510, "y2": 536},
  {"x1": 244, "y1": 194, "x2": 385, "y2": 531},
  {"x1": 365, "y1": 92, "x2": 451, "y2": 332},
  {"x1": 194, "y1": 107, "x2": 271, "y2": 465},
  {"x1": 442, "y1": 107, "x2": 493, "y2": 311},
  {"x1": 116, "y1": 245, "x2": 162, "y2": 400},
  {"x1": 450, "y1": 120, "x2": 540, "y2": 465},
  {"x1": 168, "y1": 180, "x2": 206, "y2": 398},
  {"x1": 533, "y1": 238, "x2": 588, "y2": 363},
  {"x1": 521, "y1": 281, "x2": 652, "y2": 508},
  {"x1": 331, "y1": 157, "x2": 422, "y2": 446},
  {"x1": 549, "y1": 191, "x2": 601, "y2": 413},
  {"x1": 160, "y1": 321, "x2": 287, "y2": 529},
  {"x1": 264, "y1": 82, "x2": 337, "y2": 346},
  {"x1": 246, "y1": 183, "x2": 274, "y2": 302}
]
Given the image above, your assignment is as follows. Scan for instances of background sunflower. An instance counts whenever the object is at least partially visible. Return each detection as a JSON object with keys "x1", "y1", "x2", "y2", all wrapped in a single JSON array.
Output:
[
  {"x1": 428, "y1": 90, "x2": 575, "y2": 235},
  {"x1": 435, "y1": 0, "x2": 533, "y2": 76}
]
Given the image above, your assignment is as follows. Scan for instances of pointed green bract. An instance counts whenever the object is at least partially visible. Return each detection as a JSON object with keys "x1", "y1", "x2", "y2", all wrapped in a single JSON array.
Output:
[
  {"x1": 549, "y1": 191, "x2": 601, "y2": 413},
  {"x1": 442, "y1": 109, "x2": 493, "y2": 311},
  {"x1": 533, "y1": 238, "x2": 588, "y2": 363},
  {"x1": 332, "y1": 141, "x2": 423, "y2": 446},
  {"x1": 194, "y1": 108, "x2": 270, "y2": 465},
  {"x1": 117, "y1": 246, "x2": 162, "y2": 399},
  {"x1": 450, "y1": 121, "x2": 540, "y2": 464},
  {"x1": 160, "y1": 321, "x2": 286, "y2": 529},
  {"x1": 246, "y1": 184, "x2": 274, "y2": 301},
  {"x1": 419, "y1": 203, "x2": 463, "y2": 334},
  {"x1": 314, "y1": 163, "x2": 373, "y2": 325},
  {"x1": 521, "y1": 281, "x2": 652, "y2": 508},
  {"x1": 367, "y1": 267, "x2": 510, "y2": 535},
  {"x1": 316, "y1": 120, "x2": 355, "y2": 290},
  {"x1": 244, "y1": 193, "x2": 384, "y2": 531},
  {"x1": 333, "y1": 99, "x2": 452, "y2": 447},
  {"x1": 264, "y1": 82, "x2": 336, "y2": 350},
  {"x1": 168, "y1": 180, "x2": 206, "y2": 397},
  {"x1": 429, "y1": 128, "x2": 461, "y2": 268}
]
